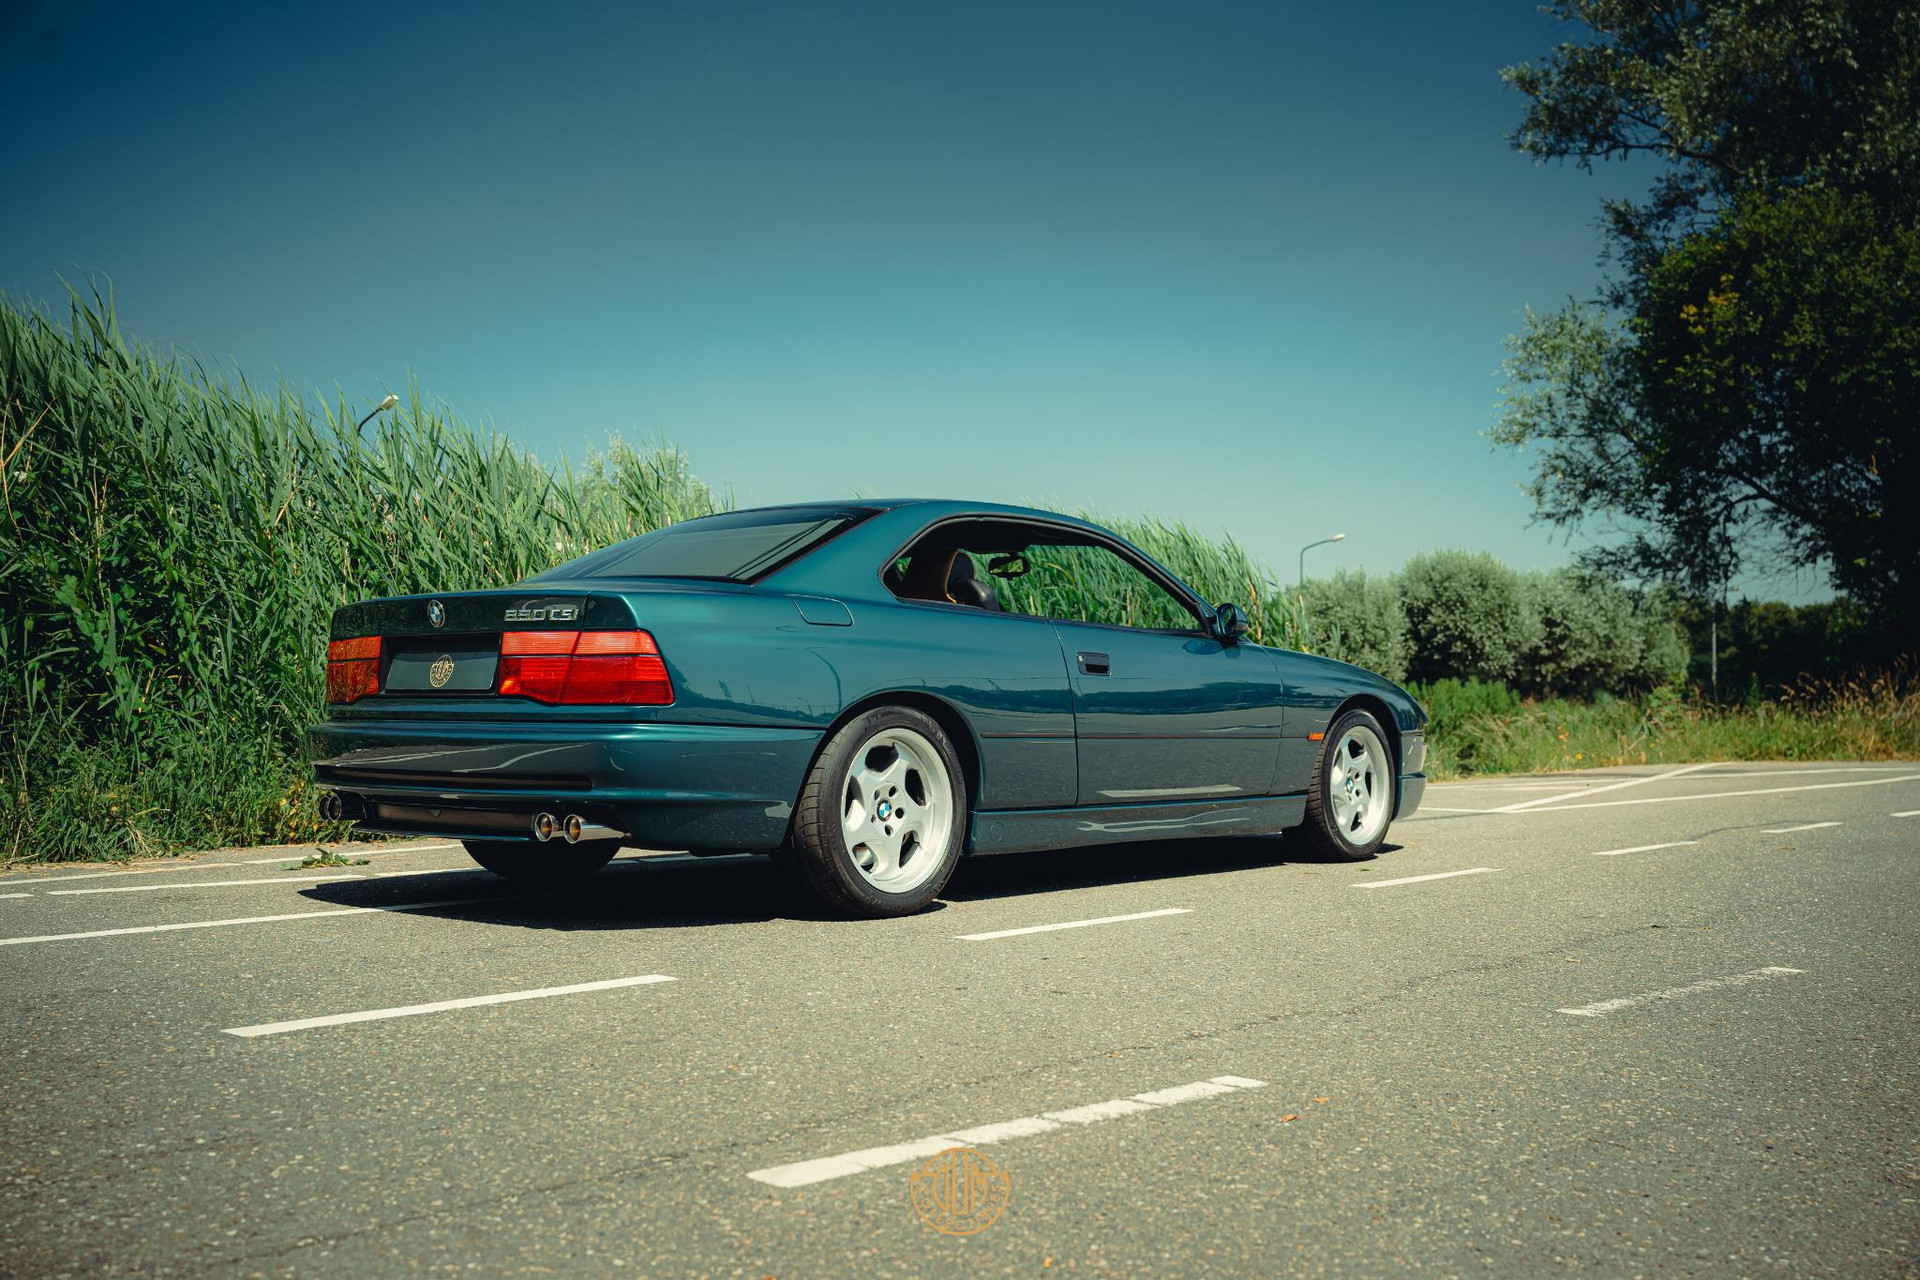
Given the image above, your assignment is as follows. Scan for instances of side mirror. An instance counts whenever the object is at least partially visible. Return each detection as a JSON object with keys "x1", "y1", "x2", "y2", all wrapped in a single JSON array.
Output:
[{"x1": 1211, "y1": 602, "x2": 1250, "y2": 642}]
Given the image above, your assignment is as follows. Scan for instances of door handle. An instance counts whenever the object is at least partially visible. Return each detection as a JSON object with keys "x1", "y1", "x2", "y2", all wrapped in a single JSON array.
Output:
[{"x1": 1077, "y1": 651, "x2": 1110, "y2": 676}]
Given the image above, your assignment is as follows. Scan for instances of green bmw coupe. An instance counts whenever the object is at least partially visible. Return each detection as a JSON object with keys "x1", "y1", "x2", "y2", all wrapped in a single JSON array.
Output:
[{"x1": 311, "y1": 500, "x2": 1427, "y2": 916}]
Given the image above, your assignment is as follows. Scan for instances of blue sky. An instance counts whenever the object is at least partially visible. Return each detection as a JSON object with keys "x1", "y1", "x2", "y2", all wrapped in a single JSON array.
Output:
[{"x1": 2, "y1": 0, "x2": 1739, "y2": 590}]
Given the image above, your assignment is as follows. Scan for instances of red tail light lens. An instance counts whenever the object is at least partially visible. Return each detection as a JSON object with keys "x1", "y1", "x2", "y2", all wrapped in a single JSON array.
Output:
[
  {"x1": 495, "y1": 630, "x2": 672, "y2": 705},
  {"x1": 325, "y1": 636, "x2": 382, "y2": 703}
]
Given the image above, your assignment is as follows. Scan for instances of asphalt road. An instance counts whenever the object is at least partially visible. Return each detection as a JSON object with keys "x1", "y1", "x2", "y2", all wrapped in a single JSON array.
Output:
[{"x1": 2, "y1": 761, "x2": 1917, "y2": 1277}]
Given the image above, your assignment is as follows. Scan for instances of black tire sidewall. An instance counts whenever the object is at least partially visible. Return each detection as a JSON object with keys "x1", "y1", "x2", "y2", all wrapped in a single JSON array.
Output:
[
  {"x1": 1310, "y1": 709, "x2": 1396, "y2": 859},
  {"x1": 795, "y1": 706, "x2": 969, "y2": 916}
]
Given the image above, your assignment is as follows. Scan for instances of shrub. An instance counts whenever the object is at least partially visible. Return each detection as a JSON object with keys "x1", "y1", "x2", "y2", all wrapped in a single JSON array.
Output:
[
  {"x1": 1298, "y1": 568, "x2": 1408, "y2": 682},
  {"x1": 1399, "y1": 550, "x2": 1538, "y2": 683}
]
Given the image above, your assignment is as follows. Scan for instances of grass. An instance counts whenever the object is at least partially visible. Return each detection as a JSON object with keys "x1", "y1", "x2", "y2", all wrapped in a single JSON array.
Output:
[{"x1": 1420, "y1": 668, "x2": 1920, "y2": 780}]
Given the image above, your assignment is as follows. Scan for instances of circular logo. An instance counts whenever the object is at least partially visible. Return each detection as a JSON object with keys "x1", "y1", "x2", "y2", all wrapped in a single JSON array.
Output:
[
  {"x1": 429, "y1": 655, "x2": 455, "y2": 688},
  {"x1": 876, "y1": 799, "x2": 893, "y2": 821},
  {"x1": 908, "y1": 1146, "x2": 1009, "y2": 1236},
  {"x1": 427, "y1": 599, "x2": 446, "y2": 628}
]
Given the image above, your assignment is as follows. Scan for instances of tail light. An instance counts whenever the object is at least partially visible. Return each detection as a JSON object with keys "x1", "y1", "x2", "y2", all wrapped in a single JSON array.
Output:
[
  {"x1": 496, "y1": 630, "x2": 673, "y2": 705},
  {"x1": 325, "y1": 636, "x2": 382, "y2": 704}
]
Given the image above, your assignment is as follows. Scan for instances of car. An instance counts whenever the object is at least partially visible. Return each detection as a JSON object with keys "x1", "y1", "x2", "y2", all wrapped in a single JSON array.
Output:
[{"x1": 310, "y1": 500, "x2": 1427, "y2": 916}]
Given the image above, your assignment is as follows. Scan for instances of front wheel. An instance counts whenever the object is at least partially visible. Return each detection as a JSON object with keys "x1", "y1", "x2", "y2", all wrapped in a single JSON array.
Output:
[
  {"x1": 1293, "y1": 708, "x2": 1396, "y2": 861},
  {"x1": 777, "y1": 706, "x2": 967, "y2": 917},
  {"x1": 463, "y1": 839, "x2": 618, "y2": 884}
]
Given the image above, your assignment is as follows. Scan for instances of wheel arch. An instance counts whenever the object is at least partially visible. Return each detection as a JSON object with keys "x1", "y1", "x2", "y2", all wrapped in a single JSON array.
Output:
[
  {"x1": 798, "y1": 690, "x2": 985, "y2": 813},
  {"x1": 1331, "y1": 693, "x2": 1403, "y2": 773}
]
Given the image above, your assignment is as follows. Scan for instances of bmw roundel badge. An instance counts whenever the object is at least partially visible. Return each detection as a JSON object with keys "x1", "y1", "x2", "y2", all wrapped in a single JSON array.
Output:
[{"x1": 428, "y1": 599, "x2": 446, "y2": 628}]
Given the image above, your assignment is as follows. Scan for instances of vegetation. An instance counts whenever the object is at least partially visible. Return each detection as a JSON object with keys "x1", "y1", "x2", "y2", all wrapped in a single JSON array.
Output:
[
  {"x1": 1496, "y1": 0, "x2": 1916, "y2": 627},
  {"x1": 0, "y1": 287, "x2": 719, "y2": 862},
  {"x1": 1417, "y1": 668, "x2": 1920, "y2": 781}
]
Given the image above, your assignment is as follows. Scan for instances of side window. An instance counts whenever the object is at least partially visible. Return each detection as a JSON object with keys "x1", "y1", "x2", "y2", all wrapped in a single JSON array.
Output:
[{"x1": 998, "y1": 542, "x2": 1201, "y2": 631}]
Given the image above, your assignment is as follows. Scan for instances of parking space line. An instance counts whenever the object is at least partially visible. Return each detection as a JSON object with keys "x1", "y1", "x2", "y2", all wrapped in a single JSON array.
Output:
[
  {"x1": 1591, "y1": 841, "x2": 1699, "y2": 857},
  {"x1": 956, "y1": 907, "x2": 1190, "y2": 941},
  {"x1": 0, "y1": 897, "x2": 494, "y2": 947},
  {"x1": 1557, "y1": 966, "x2": 1806, "y2": 1017},
  {"x1": 1762, "y1": 822, "x2": 1842, "y2": 834},
  {"x1": 746, "y1": 1075, "x2": 1266, "y2": 1188},
  {"x1": 48, "y1": 874, "x2": 366, "y2": 896},
  {"x1": 1893, "y1": 810, "x2": 1920, "y2": 818},
  {"x1": 3, "y1": 842, "x2": 466, "y2": 886},
  {"x1": 1352, "y1": 868, "x2": 1498, "y2": 889},
  {"x1": 223, "y1": 974, "x2": 677, "y2": 1038},
  {"x1": 1495, "y1": 762, "x2": 1717, "y2": 812},
  {"x1": 0, "y1": 893, "x2": 30, "y2": 900},
  {"x1": 1529, "y1": 773, "x2": 1920, "y2": 813}
]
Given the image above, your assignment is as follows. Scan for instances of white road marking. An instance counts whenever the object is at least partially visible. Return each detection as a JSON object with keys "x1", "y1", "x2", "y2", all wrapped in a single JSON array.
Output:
[
  {"x1": 47, "y1": 874, "x2": 365, "y2": 896},
  {"x1": 956, "y1": 907, "x2": 1190, "y2": 941},
  {"x1": 0, "y1": 893, "x2": 31, "y2": 900},
  {"x1": 1892, "y1": 810, "x2": 1920, "y2": 818},
  {"x1": 25, "y1": 863, "x2": 243, "y2": 883},
  {"x1": 2, "y1": 842, "x2": 466, "y2": 886},
  {"x1": 1414, "y1": 805, "x2": 1503, "y2": 813},
  {"x1": 1556, "y1": 966, "x2": 1806, "y2": 1017},
  {"x1": 746, "y1": 1075, "x2": 1266, "y2": 1188},
  {"x1": 223, "y1": 974, "x2": 677, "y2": 1038},
  {"x1": 1591, "y1": 841, "x2": 1700, "y2": 857},
  {"x1": 1522, "y1": 773, "x2": 1920, "y2": 813},
  {"x1": 1762, "y1": 822, "x2": 1842, "y2": 834},
  {"x1": 1495, "y1": 762, "x2": 1718, "y2": 813},
  {"x1": 0, "y1": 897, "x2": 493, "y2": 947},
  {"x1": 1352, "y1": 868, "x2": 1499, "y2": 889}
]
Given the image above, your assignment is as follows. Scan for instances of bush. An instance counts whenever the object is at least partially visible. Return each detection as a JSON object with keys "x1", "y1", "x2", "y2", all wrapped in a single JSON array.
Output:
[
  {"x1": 1399, "y1": 550, "x2": 1538, "y2": 683},
  {"x1": 1299, "y1": 568, "x2": 1408, "y2": 682},
  {"x1": 1515, "y1": 568, "x2": 1688, "y2": 697}
]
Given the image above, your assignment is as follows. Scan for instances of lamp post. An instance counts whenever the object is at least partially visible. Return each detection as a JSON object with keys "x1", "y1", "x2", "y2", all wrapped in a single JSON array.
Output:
[
  {"x1": 1298, "y1": 533, "x2": 1346, "y2": 590},
  {"x1": 355, "y1": 392, "x2": 399, "y2": 435}
]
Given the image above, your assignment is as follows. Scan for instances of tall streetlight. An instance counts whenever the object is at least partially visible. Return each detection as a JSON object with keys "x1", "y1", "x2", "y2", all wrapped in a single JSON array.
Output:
[{"x1": 1298, "y1": 533, "x2": 1346, "y2": 589}]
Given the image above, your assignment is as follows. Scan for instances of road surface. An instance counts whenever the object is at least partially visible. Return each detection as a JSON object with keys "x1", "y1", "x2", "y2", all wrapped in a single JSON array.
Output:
[{"x1": 1, "y1": 761, "x2": 1916, "y2": 1276}]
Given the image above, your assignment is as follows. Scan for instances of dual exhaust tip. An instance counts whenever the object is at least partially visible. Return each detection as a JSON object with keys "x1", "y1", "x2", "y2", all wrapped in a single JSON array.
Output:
[
  {"x1": 533, "y1": 812, "x2": 588, "y2": 844},
  {"x1": 318, "y1": 792, "x2": 345, "y2": 822}
]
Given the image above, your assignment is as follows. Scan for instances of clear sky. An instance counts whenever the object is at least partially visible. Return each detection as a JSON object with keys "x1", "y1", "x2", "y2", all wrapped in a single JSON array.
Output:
[{"x1": 3, "y1": 0, "x2": 1741, "y2": 591}]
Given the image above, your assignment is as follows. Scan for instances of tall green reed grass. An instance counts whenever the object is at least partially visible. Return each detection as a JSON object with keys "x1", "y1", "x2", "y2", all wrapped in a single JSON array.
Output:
[{"x1": 0, "y1": 287, "x2": 719, "y2": 861}]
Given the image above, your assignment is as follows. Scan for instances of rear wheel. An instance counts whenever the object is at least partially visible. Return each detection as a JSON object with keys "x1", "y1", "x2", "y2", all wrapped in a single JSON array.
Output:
[
  {"x1": 463, "y1": 839, "x2": 618, "y2": 884},
  {"x1": 1293, "y1": 708, "x2": 1396, "y2": 861},
  {"x1": 778, "y1": 706, "x2": 967, "y2": 917}
]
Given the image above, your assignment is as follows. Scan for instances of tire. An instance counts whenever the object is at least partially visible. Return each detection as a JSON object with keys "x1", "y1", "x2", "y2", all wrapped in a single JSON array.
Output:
[
  {"x1": 777, "y1": 706, "x2": 968, "y2": 917},
  {"x1": 1293, "y1": 707, "x2": 1397, "y2": 861},
  {"x1": 463, "y1": 838, "x2": 618, "y2": 884}
]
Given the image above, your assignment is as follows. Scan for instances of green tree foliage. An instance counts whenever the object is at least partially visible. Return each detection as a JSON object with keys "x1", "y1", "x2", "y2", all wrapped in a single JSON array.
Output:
[
  {"x1": 1299, "y1": 568, "x2": 1409, "y2": 683},
  {"x1": 1398, "y1": 551, "x2": 1538, "y2": 684},
  {"x1": 1522, "y1": 568, "x2": 1688, "y2": 696},
  {"x1": 1496, "y1": 1, "x2": 1919, "y2": 623}
]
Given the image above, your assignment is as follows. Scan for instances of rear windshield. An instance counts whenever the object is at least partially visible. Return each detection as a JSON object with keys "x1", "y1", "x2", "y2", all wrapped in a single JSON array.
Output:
[{"x1": 533, "y1": 506, "x2": 877, "y2": 582}]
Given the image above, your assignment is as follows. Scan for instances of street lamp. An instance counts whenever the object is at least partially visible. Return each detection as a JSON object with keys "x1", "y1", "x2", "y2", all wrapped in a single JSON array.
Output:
[
  {"x1": 1298, "y1": 533, "x2": 1347, "y2": 589},
  {"x1": 355, "y1": 392, "x2": 399, "y2": 435}
]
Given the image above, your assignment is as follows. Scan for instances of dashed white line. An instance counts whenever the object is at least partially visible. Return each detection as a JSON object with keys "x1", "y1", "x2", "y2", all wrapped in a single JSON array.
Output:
[
  {"x1": 1557, "y1": 966, "x2": 1806, "y2": 1017},
  {"x1": 1591, "y1": 841, "x2": 1699, "y2": 857},
  {"x1": 0, "y1": 898, "x2": 494, "y2": 947},
  {"x1": 746, "y1": 1075, "x2": 1267, "y2": 1188},
  {"x1": 223, "y1": 974, "x2": 677, "y2": 1038},
  {"x1": 0, "y1": 893, "x2": 31, "y2": 900},
  {"x1": 1352, "y1": 868, "x2": 1499, "y2": 889},
  {"x1": 1762, "y1": 822, "x2": 1842, "y2": 834},
  {"x1": 1892, "y1": 810, "x2": 1920, "y2": 818},
  {"x1": 956, "y1": 907, "x2": 1191, "y2": 941},
  {"x1": 47, "y1": 874, "x2": 365, "y2": 896},
  {"x1": 3, "y1": 842, "x2": 466, "y2": 885}
]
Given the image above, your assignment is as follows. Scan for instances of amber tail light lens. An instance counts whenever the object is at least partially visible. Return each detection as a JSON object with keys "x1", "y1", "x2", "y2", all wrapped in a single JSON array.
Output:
[
  {"x1": 325, "y1": 636, "x2": 382, "y2": 704},
  {"x1": 496, "y1": 630, "x2": 673, "y2": 705}
]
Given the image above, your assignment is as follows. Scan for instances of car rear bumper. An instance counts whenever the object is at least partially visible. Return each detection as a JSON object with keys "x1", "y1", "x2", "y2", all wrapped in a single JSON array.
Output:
[{"x1": 308, "y1": 719, "x2": 822, "y2": 851}]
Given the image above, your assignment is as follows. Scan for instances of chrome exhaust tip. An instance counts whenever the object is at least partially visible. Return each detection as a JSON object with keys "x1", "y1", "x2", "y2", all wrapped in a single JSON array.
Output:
[
  {"x1": 318, "y1": 792, "x2": 342, "y2": 821},
  {"x1": 532, "y1": 812, "x2": 558, "y2": 842},
  {"x1": 563, "y1": 814, "x2": 584, "y2": 844}
]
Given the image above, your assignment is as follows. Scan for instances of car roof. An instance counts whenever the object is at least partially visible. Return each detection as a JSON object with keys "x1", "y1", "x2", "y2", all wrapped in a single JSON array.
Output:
[{"x1": 719, "y1": 497, "x2": 1106, "y2": 530}]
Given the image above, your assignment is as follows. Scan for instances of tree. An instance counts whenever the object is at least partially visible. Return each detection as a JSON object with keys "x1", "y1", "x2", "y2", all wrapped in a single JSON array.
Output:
[
  {"x1": 1398, "y1": 551, "x2": 1538, "y2": 684},
  {"x1": 1494, "y1": 1, "x2": 1918, "y2": 623}
]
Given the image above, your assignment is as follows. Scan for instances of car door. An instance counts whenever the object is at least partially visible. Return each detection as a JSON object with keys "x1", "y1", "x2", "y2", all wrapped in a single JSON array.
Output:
[{"x1": 1015, "y1": 541, "x2": 1284, "y2": 805}]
